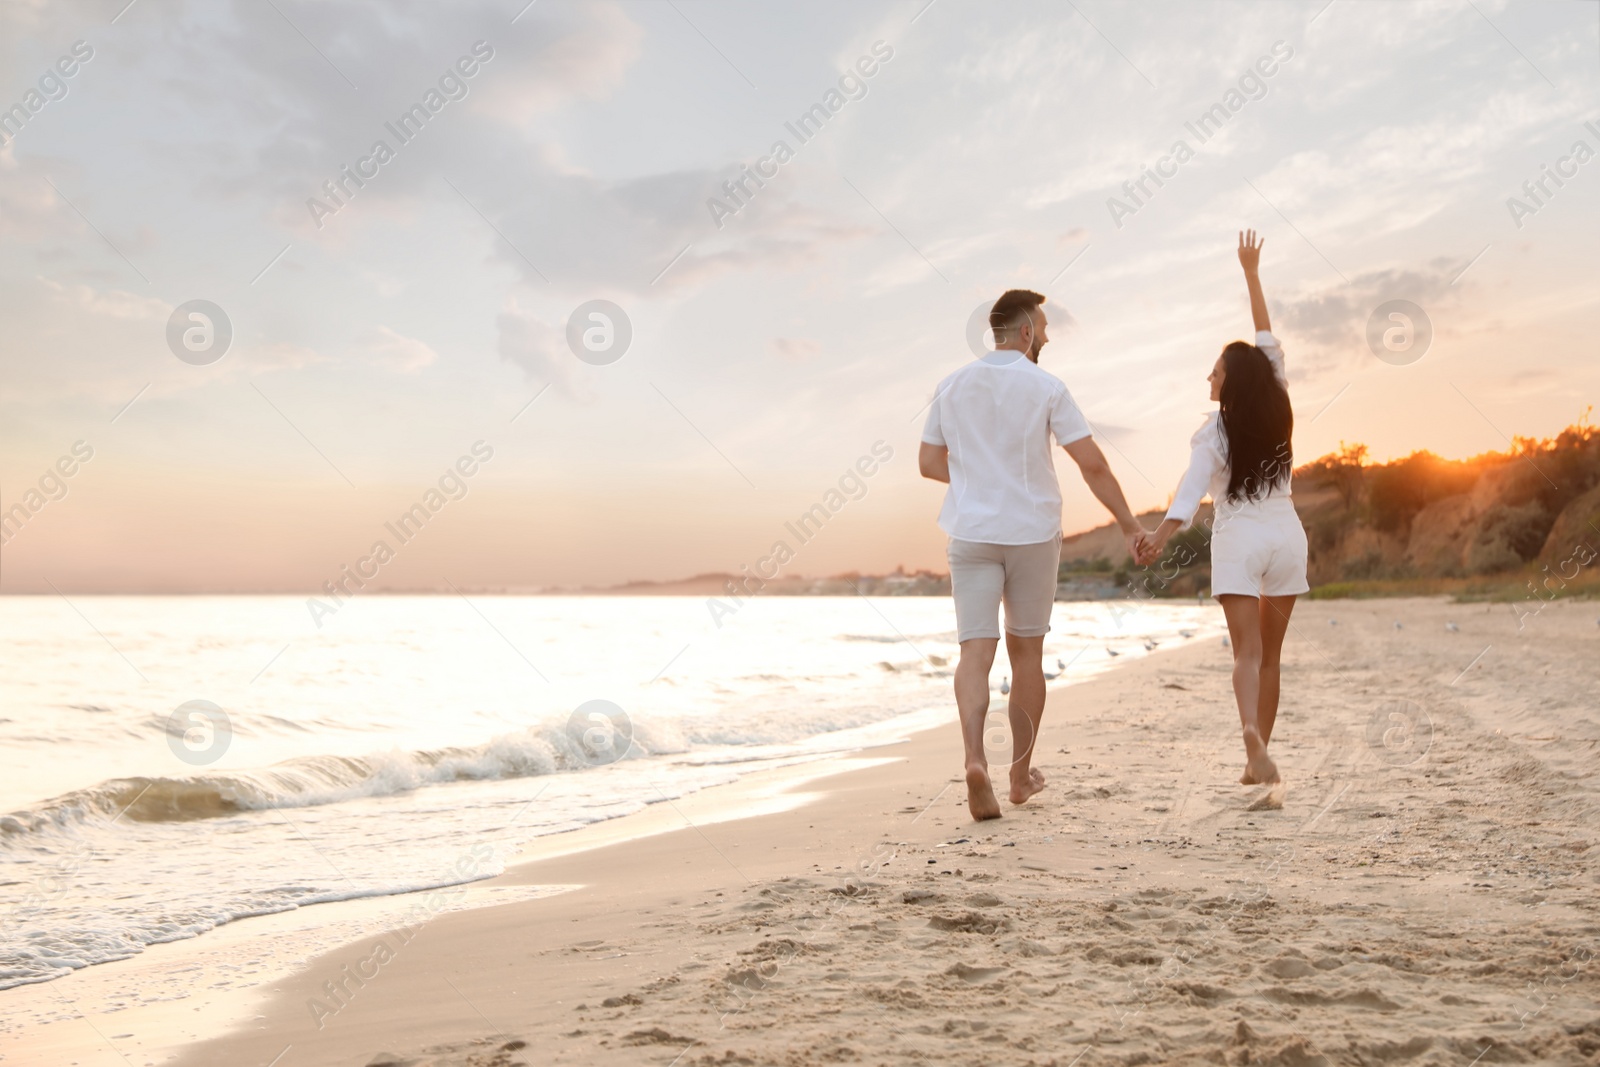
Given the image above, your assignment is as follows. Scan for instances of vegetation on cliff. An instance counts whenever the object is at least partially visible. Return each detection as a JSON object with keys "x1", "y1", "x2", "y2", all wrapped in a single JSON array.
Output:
[{"x1": 1064, "y1": 413, "x2": 1600, "y2": 600}]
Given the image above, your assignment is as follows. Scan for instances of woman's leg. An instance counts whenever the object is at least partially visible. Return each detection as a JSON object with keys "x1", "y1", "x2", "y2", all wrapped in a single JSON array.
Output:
[
  {"x1": 1218, "y1": 594, "x2": 1279, "y2": 784},
  {"x1": 1256, "y1": 595, "x2": 1297, "y2": 745}
]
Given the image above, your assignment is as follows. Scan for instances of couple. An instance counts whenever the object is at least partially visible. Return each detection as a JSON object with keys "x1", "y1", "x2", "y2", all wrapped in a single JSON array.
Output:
[{"x1": 918, "y1": 231, "x2": 1307, "y2": 821}]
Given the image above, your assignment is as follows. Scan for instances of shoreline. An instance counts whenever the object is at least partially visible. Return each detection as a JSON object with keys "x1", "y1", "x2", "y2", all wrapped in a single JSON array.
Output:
[
  {"x1": 6, "y1": 575, "x2": 1593, "y2": 602},
  {"x1": 6, "y1": 596, "x2": 1598, "y2": 1066},
  {"x1": 0, "y1": 750, "x2": 909, "y2": 1067}
]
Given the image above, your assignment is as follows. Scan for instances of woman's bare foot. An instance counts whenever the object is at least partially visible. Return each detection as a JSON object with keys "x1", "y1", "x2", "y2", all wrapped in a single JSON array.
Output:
[
  {"x1": 1009, "y1": 766, "x2": 1047, "y2": 805},
  {"x1": 966, "y1": 764, "x2": 1002, "y2": 821},
  {"x1": 1239, "y1": 768, "x2": 1259, "y2": 785},
  {"x1": 1242, "y1": 728, "x2": 1280, "y2": 785}
]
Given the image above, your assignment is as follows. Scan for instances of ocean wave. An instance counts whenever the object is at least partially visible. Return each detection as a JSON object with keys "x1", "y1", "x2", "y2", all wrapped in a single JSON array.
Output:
[
  {"x1": 0, "y1": 718, "x2": 684, "y2": 837},
  {"x1": 3, "y1": 677, "x2": 956, "y2": 840}
]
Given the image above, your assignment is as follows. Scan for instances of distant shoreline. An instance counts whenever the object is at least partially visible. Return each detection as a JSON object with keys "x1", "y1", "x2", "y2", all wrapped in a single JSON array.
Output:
[{"x1": 2, "y1": 572, "x2": 1594, "y2": 601}]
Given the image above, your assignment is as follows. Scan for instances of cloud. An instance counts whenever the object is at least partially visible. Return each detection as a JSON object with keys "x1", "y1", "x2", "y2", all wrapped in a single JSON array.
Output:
[
  {"x1": 359, "y1": 326, "x2": 436, "y2": 372},
  {"x1": 497, "y1": 299, "x2": 581, "y2": 398},
  {"x1": 0, "y1": 0, "x2": 49, "y2": 28},
  {"x1": 467, "y1": 2, "x2": 643, "y2": 124},
  {"x1": 1277, "y1": 261, "x2": 1461, "y2": 346},
  {"x1": 240, "y1": 340, "x2": 326, "y2": 373},
  {"x1": 38, "y1": 278, "x2": 167, "y2": 322},
  {"x1": 0, "y1": 149, "x2": 76, "y2": 243},
  {"x1": 464, "y1": 156, "x2": 877, "y2": 298},
  {"x1": 1484, "y1": 367, "x2": 1566, "y2": 401},
  {"x1": 1274, "y1": 259, "x2": 1466, "y2": 377},
  {"x1": 771, "y1": 337, "x2": 820, "y2": 361},
  {"x1": 0, "y1": 279, "x2": 329, "y2": 404},
  {"x1": 1042, "y1": 300, "x2": 1078, "y2": 331},
  {"x1": 1088, "y1": 422, "x2": 1141, "y2": 447},
  {"x1": 144, "y1": 2, "x2": 650, "y2": 230}
]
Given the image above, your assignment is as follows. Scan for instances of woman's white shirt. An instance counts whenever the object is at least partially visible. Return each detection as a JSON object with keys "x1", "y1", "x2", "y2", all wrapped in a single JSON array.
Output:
[{"x1": 1165, "y1": 331, "x2": 1290, "y2": 527}]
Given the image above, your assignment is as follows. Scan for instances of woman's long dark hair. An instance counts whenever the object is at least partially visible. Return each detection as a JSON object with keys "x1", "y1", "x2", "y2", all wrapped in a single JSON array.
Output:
[{"x1": 1218, "y1": 341, "x2": 1293, "y2": 504}]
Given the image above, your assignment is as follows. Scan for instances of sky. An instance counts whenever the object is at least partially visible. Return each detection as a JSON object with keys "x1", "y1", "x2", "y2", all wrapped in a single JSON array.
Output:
[{"x1": 0, "y1": 0, "x2": 1596, "y2": 593}]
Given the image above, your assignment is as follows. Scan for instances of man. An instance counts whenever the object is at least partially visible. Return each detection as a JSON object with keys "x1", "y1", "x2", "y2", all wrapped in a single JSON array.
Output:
[{"x1": 919, "y1": 289, "x2": 1149, "y2": 821}]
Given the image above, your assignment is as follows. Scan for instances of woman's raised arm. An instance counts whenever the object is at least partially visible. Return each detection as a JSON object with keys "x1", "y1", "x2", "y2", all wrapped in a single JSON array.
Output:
[{"x1": 1238, "y1": 229, "x2": 1270, "y2": 334}]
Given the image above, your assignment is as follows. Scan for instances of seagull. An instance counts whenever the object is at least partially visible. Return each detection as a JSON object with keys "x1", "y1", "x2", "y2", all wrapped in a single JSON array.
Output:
[
  {"x1": 1178, "y1": 629, "x2": 1196, "y2": 639},
  {"x1": 1000, "y1": 676, "x2": 1011, "y2": 695},
  {"x1": 1106, "y1": 647, "x2": 1122, "y2": 657},
  {"x1": 1042, "y1": 657, "x2": 1067, "y2": 680},
  {"x1": 1394, "y1": 621, "x2": 1404, "y2": 631},
  {"x1": 1329, "y1": 618, "x2": 1339, "y2": 626},
  {"x1": 1143, "y1": 639, "x2": 1159, "y2": 651},
  {"x1": 1446, "y1": 622, "x2": 1460, "y2": 632},
  {"x1": 1222, "y1": 636, "x2": 1231, "y2": 648}
]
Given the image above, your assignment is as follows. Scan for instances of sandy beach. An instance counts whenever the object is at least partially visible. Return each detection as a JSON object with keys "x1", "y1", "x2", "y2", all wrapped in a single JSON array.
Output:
[{"x1": 8, "y1": 596, "x2": 1598, "y2": 1067}]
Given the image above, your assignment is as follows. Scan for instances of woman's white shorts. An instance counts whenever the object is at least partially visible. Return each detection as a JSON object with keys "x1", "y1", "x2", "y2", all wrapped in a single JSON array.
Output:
[{"x1": 1209, "y1": 496, "x2": 1310, "y2": 598}]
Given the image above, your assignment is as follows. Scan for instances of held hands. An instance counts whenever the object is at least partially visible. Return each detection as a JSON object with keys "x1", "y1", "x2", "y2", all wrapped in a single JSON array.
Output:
[
  {"x1": 1127, "y1": 524, "x2": 1170, "y2": 567},
  {"x1": 1126, "y1": 526, "x2": 1161, "y2": 567},
  {"x1": 1237, "y1": 228, "x2": 1263, "y2": 275}
]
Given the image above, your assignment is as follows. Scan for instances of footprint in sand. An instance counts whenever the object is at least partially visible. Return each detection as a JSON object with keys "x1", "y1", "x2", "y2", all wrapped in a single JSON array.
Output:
[
  {"x1": 363, "y1": 1038, "x2": 528, "y2": 1067},
  {"x1": 724, "y1": 966, "x2": 776, "y2": 992},
  {"x1": 1006, "y1": 937, "x2": 1056, "y2": 957},
  {"x1": 623, "y1": 1027, "x2": 697, "y2": 1046},
  {"x1": 928, "y1": 911, "x2": 1013, "y2": 935},
  {"x1": 946, "y1": 962, "x2": 1007, "y2": 983},
  {"x1": 737, "y1": 900, "x2": 779, "y2": 912},
  {"x1": 1262, "y1": 956, "x2": 1318, "y2": 979},
  {"x1": 1260, "y1": 986, "x2": 1402, "y2": 1011},
  {"x1": 1247, "y1": 782, "x2": 1287, "y2": 810}
]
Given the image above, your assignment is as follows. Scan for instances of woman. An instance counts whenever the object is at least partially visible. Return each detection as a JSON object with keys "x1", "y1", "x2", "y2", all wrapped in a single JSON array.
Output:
[{"x1": 1141, "y1": 230, "x2": 1308, "y2": 786}]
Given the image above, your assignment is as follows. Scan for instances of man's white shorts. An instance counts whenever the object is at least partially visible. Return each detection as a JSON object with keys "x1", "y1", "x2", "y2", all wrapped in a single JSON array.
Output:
[{"x1": 947, "y1": 535, "x2": 1061, "y2": 643}]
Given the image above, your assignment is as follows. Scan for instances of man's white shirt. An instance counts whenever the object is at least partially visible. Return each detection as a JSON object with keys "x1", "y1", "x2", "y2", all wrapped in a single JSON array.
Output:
[{"x1": 921, "y1": 351, "x2": 1092, "y2": 545}]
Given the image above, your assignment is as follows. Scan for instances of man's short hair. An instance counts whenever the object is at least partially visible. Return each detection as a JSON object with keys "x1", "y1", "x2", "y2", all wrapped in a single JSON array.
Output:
[{"x1": 990, "y1": 289, "x2": 1046, "y2": 335}]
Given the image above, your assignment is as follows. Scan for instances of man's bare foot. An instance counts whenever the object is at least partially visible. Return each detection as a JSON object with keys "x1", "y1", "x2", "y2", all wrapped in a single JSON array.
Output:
[
  {"x1": 1242, "y1": 728, "x2": 1280, "y2": 785},
  {"x1": 1009, "y1": 766, "x2": 1047, "y2": 805},
  {"x1": 966, "y1": 765, "x2": 1002, "y2": 821}
]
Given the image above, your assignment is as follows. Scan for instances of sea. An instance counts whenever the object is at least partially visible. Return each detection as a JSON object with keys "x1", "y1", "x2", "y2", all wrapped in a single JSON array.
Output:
[{"x1": 0, "y1": 593, "x2": 1221, "y2": 993}]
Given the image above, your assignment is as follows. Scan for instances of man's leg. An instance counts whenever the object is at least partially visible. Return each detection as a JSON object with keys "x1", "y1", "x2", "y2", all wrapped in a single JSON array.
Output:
[
  {"x1": 1004, "y1": 631, "x2": 1047, "y2": 804},
  {"x1": 956, "y1": 638, "x2": 1001, "y2": 820},
  {"x1": 948, "y1": 538, "x2": 1006, "y2": 821},
  {"x1": 999, "y1": 536, "x2": 1059, "y2": 805}
]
